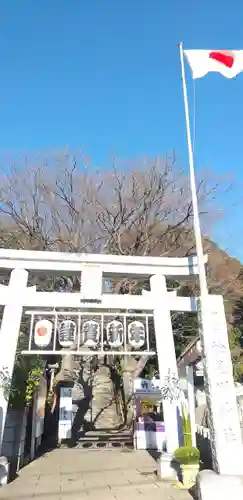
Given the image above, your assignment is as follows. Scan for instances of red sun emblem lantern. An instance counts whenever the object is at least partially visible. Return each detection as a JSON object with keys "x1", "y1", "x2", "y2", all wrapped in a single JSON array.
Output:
[
  {"x1": 37, "y1": 326, "x2": 46, "y2": 336},
  {"x1": 34, "y1": 319, "x2": 53, "y2": 347}
]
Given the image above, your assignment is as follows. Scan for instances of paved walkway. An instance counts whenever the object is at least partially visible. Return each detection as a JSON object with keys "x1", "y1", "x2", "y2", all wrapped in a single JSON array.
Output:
[{"x1": 0, "y1": 448, "x2": 193, "y2": 499}]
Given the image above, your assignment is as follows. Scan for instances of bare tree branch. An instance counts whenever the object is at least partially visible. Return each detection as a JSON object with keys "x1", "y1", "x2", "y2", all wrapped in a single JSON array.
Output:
[{"x1": 0, "y1": 150, "x2": 235, "y2": 424}]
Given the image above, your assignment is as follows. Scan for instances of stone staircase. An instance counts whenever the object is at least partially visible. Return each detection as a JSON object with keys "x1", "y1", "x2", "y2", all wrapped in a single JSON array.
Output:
[
  {"x1": 91, "y1": 364, "x2": 121, "y2": 430},
  {"x1": 71, "y1": 355, "x2": 93, "y2": 436},
  {"x1": 70, "y1": 356, "x2": 126, "y2": 445}
]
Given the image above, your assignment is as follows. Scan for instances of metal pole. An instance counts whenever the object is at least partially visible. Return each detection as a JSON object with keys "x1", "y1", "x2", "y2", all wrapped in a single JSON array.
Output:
[{"x1": 179, "y1": 42, "x2": 208, "y2": 297}]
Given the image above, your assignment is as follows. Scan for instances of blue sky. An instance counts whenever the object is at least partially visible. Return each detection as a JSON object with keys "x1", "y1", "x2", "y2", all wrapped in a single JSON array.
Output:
[{"x1": 0, "y1": 0, "x2": 243, "y2": 260}]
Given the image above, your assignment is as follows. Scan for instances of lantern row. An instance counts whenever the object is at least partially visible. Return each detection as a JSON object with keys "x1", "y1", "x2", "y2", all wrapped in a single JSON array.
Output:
[{"x1": 28, "y1": 316, "x2": 152, "y2": 351}]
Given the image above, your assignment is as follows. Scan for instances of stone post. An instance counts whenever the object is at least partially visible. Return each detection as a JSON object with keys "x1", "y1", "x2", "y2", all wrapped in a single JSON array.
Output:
[{"x1": 199, "y1": 294, "x2": 243, "y2": 475}]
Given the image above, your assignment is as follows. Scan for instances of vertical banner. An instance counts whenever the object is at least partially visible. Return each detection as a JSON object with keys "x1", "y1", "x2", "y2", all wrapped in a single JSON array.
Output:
[
  {"x1": 35, "y1": 376, "x2": 47, "y2": 440},
  {"x1": 58, "y1": 387, "x2": 73, "y2": 440}
]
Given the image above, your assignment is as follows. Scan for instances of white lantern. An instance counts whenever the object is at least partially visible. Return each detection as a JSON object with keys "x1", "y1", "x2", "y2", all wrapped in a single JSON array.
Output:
[
  {"x1": 58, "y1": 320, "x2": 77, "y2": 348},
  {"x1": 128, "y1": 320, "x2": 145, "y2": 348},
  {"x1": 82, "y1": 320, "x2": 100, "y2": 347},
  {"x1": 106, "y1": 320, "x2": 123, "y2": 347},
  {"x1": 34, "y1": 319, "x2": 53, "y2": 347}
]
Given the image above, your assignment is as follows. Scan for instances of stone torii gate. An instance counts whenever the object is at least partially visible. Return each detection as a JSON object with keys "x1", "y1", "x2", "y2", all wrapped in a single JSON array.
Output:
[{"x1": 0, "y1": 249, "x2": 241, "y2": 479}]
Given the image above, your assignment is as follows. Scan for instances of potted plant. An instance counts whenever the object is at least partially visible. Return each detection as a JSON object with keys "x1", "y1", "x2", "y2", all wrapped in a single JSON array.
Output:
[{"x1": 174, "y1": 446, "x2": 200, "y2": 488}]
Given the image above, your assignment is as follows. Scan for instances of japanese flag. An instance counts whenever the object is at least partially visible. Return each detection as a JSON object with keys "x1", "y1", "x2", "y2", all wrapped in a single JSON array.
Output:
[{"x1": 184, "y1": 50, "x2": 243, "y2": 79}]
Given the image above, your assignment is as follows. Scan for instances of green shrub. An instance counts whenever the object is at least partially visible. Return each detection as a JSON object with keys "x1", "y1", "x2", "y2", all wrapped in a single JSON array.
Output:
[
  {"x1": 25, "y1": 367, "x2": 43, "y2": 405},
  {"x1": 174, "y1": 446, "x2": 200, "y2": 465}
]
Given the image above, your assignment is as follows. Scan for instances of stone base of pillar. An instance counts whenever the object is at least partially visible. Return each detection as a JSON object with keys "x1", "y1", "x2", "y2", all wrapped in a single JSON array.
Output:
[
  {"x1": 157, "y1": 453, "x2": 179, "y2": 481},
  {"x1": 0, "y1": 456, "x2": 9, "y2": 485},
  {"x1": 196, "y1": 470, "x2": 243, "y2": 500}
]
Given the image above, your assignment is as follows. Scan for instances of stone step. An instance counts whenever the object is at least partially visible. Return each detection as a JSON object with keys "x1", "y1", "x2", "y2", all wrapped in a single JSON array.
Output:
[
  {"x1": 84, "y1": 430, "x2": 132, "y2": 440},
  {"x1": 61, "y1": 440, "x2": 133, "y2": 450},
  {"x1": 70, "y1": 430, "x2": 133, "y2": 450},
  {"x1": 77, "y1": 437, "x2": 133, "y2": 445}
]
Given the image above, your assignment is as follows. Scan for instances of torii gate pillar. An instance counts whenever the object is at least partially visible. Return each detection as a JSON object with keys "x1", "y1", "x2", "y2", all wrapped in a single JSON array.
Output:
[
  {"x1": 150, "y1": 275, "x2": 181, "y2": 479},
  {"x1": 0, "y1": 269, "x2": 29, "y2": 451}
]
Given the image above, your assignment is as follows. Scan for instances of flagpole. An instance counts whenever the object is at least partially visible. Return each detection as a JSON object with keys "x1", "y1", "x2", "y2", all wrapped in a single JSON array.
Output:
[{"x1": 178, "y1": 42, "x2": 208, "y2": 297}]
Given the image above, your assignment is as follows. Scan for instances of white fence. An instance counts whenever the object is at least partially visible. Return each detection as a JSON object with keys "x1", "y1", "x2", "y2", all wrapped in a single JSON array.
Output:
[
  {"x1": 196, "y1": 425, "x2": 212, "y2": 468},
  {"x1": 196, "y1": 422, "x2": 243, "y2": 469},
  {"x1": 196, "y1": 425, "x2": 210, "y2": 439}
]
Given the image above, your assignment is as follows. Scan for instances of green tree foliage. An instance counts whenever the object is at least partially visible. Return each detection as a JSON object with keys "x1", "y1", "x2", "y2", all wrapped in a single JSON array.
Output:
[
  {"x1": 229, "y1": 296, "x2": 243, "y2": 381},
  {"x1": 172, "y1": 312, "x2": 198, "y2": 358},
  {"x1": 228, "y1": 327, "x2": 243, "y2": 382},
  {"x1": 8, "y1": 333, "x2": 44, "y2": 408}
]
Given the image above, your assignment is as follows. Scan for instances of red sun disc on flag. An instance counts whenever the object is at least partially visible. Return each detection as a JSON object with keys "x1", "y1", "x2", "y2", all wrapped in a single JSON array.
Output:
[
  {"x1": 37, "y1": 326, "x2": 46, "y2": 336},
  {"x1": 209, "y1": 50, "x2": 235, "y2": 68}
]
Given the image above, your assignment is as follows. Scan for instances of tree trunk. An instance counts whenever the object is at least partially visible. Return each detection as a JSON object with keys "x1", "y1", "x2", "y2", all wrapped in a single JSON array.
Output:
[
  {"x1": 122, "y1": 369, "x2": 134, "y2": 427},
  {"x1": 55, "y1": 354, "x2": 74, "y2": 384},
  {"x1": 121, "y1": 355, "x2": 150, "y2": 428}
]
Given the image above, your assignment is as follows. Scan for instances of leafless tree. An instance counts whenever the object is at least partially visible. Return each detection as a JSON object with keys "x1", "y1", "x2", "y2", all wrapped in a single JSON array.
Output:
[{"x1": 0, "y1": 151, "x2": 225, "y2": 255}]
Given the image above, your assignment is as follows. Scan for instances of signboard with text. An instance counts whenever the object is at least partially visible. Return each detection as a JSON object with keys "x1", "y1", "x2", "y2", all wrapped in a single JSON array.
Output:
[{"x1": 134, "y1": 378, "x2": 161, "y2": 396}]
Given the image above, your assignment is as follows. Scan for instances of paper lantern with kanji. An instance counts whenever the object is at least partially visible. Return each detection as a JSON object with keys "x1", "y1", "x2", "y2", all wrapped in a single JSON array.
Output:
[
  {"x1": 128, "y1": 320, "x2": 145, "y2": 348},
  {"x1": 106, "y1": 320, "x2": 123, "y2": 347},
  {"x1": 58, "y1": 320, "x2": 77, "y2": 348},
  {"x1": 82, "y1": 320, "x2": 100, "y2": 347}
]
